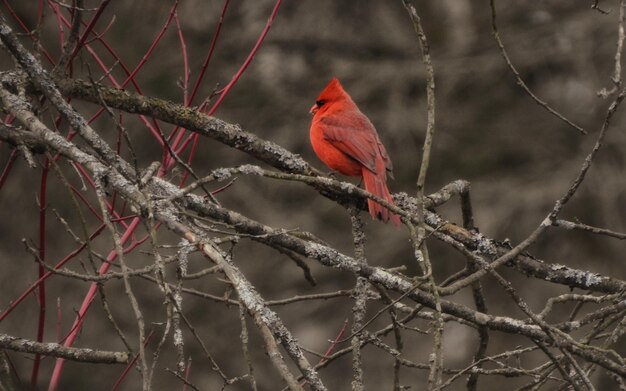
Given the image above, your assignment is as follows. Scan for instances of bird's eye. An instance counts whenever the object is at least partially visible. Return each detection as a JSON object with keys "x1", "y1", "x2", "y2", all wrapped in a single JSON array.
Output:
[{"x1": 316, "y1": 100, "x2": 326, "y2": 107}]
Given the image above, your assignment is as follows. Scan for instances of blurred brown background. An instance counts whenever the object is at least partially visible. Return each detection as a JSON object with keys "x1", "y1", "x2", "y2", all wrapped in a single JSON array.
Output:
[{"x1": 1, "y1": 0, "x2": 626, "y2": 389}]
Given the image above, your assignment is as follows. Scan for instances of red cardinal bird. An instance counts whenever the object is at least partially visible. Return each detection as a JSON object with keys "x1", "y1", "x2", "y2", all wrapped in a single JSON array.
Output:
[{"x1": 309, "y1": 78, "x2": 401, "y2": 226}]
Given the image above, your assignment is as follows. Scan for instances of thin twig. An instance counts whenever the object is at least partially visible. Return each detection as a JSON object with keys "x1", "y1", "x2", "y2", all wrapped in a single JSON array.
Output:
[{"x1": 489, "y1": 0, "x2": 586, "y2": 134}]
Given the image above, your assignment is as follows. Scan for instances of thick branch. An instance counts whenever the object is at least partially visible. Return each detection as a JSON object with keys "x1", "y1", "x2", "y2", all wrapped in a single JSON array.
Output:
[{"x1": 0, "y1": 334, "x2": 128, "y2": 364}]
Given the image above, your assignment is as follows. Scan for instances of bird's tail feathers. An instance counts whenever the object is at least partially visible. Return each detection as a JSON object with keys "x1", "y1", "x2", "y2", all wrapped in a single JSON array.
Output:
[{"x1": 362, "y1": 169, "x2": 401, "y2": 227}]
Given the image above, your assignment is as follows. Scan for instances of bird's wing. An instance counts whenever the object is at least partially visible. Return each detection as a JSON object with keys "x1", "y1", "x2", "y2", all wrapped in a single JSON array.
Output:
[{"x1": 319, "y1": 110, "x2": 390, "y2": 175}]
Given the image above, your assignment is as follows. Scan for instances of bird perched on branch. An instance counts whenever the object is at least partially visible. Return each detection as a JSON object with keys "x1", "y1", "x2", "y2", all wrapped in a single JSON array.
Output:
[{"x1": 309, "y1": 78, "x2": 401, "y2": 226}]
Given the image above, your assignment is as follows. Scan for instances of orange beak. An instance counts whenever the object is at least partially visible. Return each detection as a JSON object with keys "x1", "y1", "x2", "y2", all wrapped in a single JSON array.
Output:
[{"x1": 309, "y1": 103, "x2": 319, "y2": 115}]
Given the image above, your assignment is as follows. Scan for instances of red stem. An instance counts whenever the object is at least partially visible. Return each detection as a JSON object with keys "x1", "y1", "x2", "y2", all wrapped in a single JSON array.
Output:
[
  {"x1": 164, "y1": 0, "x2": 230, "y2": 169},
  {"x1": 0, "y1": 225, "x2": 106, "y2": 323},
  {"x1": 0, "y1": 218, "x2": 138, "y2": 325},
  {"x1": 48, "y1": 2, "x2": 168, "y2": 144},
  {"x1": 169, "y1": 0, "x2": 282, "y2": 173},
  {"x1": 48, "y1": 218, "x2": 141, "y2": 391},
  {"x1": 181, "y1": 357, "x2": 192, "y2": 391},
  {"x1": 206, "y1": 0, "x2": 283, "y2": 116},
  {"x1": 319, "y1": 319, "x2": 349, "y2": 365},
  {"x1": 110, "y1": 1, "x2": 179, "y2": 93},
  {"x1": 37, "y1": 0, "x2": 44, "y2": 26},
  {"x1": 179, "y1": 134, "x2": 200, "y2": 185},
  {"x1": 49, "y1": 2, "x2": 65, "y2": 47},
  {"x1": 110, "y1": 329, "x2": 155, "y2": 391},
  {"x1": 68, "y1": 0, "x2": 111, "y2": 61},
  {"x1": 189, "y1": 0, "x2": 230, "y2": 106},
  {"x1": 0, "y1": 148, "x2": 19, "y2": 192},
  {"x1": 174, "y1": 12, "x2": 189, "y2": 106},
  {"x1": 1, "y1": 0, "x2": 56, "y2": 64}
]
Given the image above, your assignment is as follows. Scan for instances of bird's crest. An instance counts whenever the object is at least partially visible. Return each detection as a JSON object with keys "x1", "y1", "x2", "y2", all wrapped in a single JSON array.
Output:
[{"x1": 316, "y1": 77, "x2": 352, "y2": 105}]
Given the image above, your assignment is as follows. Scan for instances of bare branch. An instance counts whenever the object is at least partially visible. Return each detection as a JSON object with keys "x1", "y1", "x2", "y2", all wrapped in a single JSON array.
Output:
[{"x1": 0, "y1": 333, "x2": 128, "y2": 364}]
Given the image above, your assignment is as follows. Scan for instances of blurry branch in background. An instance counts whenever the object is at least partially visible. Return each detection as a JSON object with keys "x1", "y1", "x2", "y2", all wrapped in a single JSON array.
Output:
[
  {"x1": 489, "y1": 0, "x2": 587, "y2": 134},
  {"x1": 591, "y1": 1, "x2": 610, "y2": 14}
]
